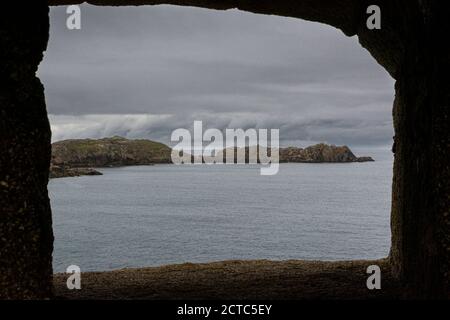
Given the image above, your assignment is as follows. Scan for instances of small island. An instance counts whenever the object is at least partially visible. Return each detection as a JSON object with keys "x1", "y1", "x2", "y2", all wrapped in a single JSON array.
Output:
[{"x1": 50, "y1": 136, "x2": 374, "y2": 179}]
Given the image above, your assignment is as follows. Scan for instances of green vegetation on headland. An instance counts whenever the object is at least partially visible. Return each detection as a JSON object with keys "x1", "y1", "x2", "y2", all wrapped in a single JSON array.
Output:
[
  {"x1": 50, "y1": 136, "x2": 374, "y2": 178},
  {"x1": 50, "y1": 136, "x2": 171, "y2": 178}
]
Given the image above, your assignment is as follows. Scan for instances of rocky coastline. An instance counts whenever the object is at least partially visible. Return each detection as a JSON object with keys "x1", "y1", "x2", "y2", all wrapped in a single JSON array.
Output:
[{"x1": 50, "y1": 137, "x2": 374, "y2": 178}]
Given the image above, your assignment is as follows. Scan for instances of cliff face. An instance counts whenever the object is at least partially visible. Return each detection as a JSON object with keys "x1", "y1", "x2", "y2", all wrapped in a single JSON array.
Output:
[{"x1": 52, "y1": 136, "x2": 172, "y2": 168}]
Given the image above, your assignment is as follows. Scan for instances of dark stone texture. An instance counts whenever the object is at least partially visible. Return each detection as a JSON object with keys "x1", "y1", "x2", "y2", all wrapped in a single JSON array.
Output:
[
  {"x1": 389, "y1": 0, "x2": 450, "y2": 298},
  {"x1": 0, "y1": 3, "x2": 53, "y2": 299},
  {"x1": 54, "y1": 260, "x2": 401, "y2": 300},
  {"x1": 46, "y1": 1, "x2": 449, "y2": 299},
  {"x1": 0, "y1": 0, "x2": 447, "y2": 299}
]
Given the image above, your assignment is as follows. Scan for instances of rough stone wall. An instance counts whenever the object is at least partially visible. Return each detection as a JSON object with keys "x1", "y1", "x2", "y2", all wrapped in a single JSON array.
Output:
[
  {"x1": 46, "y1": 0, "x2": 449, "y2": 299},
  {"x1": 431, "y1": 3, "x2": 450, "y2": 298},
  {"x1": 0, "y1": 0, "x2": 447, "y2": 299},
  {"x1": 0, "y1": 3, "x2": 53, "y2": 299},
  {"x1": 387, "y1": 0, "x2": 450, "y2": 298}
]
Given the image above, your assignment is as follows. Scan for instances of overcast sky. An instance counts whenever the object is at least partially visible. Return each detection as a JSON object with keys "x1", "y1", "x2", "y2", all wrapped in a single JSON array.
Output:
[{"x1": 38, "y1": 4, "x2": 395, "y2": 148}]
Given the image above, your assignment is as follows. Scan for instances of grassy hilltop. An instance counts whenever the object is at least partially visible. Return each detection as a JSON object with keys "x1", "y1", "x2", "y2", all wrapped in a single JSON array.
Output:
[{"x1": 52, "y1": 136, "x2": 172, "y2": 168}]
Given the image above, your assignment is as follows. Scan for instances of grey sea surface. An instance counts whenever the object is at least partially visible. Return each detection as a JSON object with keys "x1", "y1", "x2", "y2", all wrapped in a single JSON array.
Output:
[{"x1": 50, "y1": 147, "x2": 393, "y2": 272}]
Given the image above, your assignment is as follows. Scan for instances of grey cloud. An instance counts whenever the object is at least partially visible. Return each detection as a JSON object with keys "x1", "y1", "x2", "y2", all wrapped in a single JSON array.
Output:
[{"x1": 40, "y1": 4, "x2": 395, "y2": 147}]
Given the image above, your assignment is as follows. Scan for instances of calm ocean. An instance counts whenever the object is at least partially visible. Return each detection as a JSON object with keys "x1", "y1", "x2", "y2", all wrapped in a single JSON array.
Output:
[{"x1": 50, "y1": 147, "x2": 393, "y2": 272}]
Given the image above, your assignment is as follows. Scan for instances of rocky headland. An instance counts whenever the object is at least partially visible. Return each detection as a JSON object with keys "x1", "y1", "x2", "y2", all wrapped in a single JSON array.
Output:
[
  {"x1": 200, "y1": 143, "x2": 374, "y2": 164},
  {"x1": 50, "y1": 136, "x2": 172, "y2": 178},
  {"x1": 279, "y1": 144, "x2": 374, "y2": 163},
  {"x1": 50, "y1": 137, "x2": 373, "y2": 178}
]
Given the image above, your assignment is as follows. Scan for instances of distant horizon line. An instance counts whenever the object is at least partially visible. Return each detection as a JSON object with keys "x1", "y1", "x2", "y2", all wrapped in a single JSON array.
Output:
[{"x1": 50, "y1": 135, "x2": 393, "y2": 151}]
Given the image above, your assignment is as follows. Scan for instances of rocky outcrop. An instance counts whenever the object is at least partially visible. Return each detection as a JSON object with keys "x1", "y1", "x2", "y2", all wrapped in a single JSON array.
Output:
[
  {"x1": 279, "y1": 144, "x2": 374, "y2": 163},
  {"x1": 199, "y1": 143, "x2": 373, "y2": 163},
  {"x1": 49, "y1": 165, "x2": 102, "y2": 179},
  {"x1": 50, "y1": 136, "x2": 172, "y2": 178}
]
